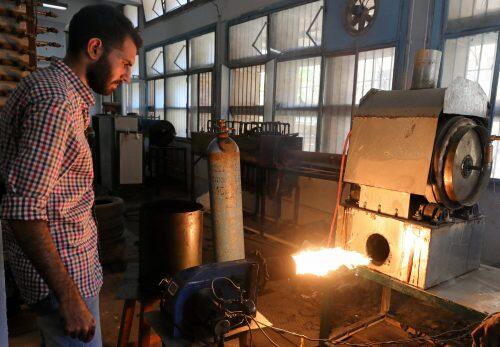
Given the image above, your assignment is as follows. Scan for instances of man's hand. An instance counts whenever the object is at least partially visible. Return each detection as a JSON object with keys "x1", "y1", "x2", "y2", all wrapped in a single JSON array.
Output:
[
  {"x1": 472, "y1": 313, "x2": 500, "y2": 347},
  {"x1": 8, "y1": 220, "x2": 96, "y2": 342},
  {"x1": 59, "y1": 290, "x2": 96, "y2": 342}
]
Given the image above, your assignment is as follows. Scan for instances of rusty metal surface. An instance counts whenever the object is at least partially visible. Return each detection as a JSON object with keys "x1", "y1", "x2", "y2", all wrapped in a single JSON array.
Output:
[
  {"x1": 139, "y1": 200, "x2": 204, "y2": 295},
  {"x1": 356, "y1": 88, "x2": 445, "y2": 118},
  {"x1": 411, "y1": 49, "x2": 441, "y2": 90},
  {"x1": 207, "y1": 136, "x2": 245, "y2": 262},
  {"x1": 356, "y1": 78, "x2": 488, "y2": 119},
  {"x1": 336, "y1": 205, "x2": 484, "y2": 289},
  {"x1": 344, "y1": 116, "x2": 439, "y2": 195}
]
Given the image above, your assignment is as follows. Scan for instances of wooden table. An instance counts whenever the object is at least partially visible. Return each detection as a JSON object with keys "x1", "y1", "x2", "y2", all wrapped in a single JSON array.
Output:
[
  {"x1": 144, "y1": 310, "x2": 272, "y2": 347},
  {"x1": 320, "y1": 265, "x2": 500, "y2": 344},
  {"x1": 115, "y1": 263, "x2": 161, "y2": 347}
]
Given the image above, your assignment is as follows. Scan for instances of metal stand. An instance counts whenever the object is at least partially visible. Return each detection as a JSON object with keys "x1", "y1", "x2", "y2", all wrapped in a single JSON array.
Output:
[{"x1": 320, "y1": 265, "x2": 500, "y2": 345}]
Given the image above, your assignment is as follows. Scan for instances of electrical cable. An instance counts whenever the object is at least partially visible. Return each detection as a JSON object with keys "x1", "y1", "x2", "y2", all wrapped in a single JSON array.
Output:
[
  {"x1": 327, "y1": 130, "x2": 351, "y2": 247},
  {"x1": 249, "y1": 315, "x2": 281, "y2": 347},
  {"x1": 247, "y1": 315, "x2": 482, "y2": 346}
]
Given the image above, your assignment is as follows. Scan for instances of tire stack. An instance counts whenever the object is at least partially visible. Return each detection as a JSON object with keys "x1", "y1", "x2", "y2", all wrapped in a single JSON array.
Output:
[{"x1": 94, "y1": 196, "x2": 126, "y2": 267}]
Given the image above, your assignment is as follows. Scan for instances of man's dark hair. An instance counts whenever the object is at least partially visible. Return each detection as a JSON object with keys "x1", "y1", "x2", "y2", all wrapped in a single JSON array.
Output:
[{"x1": 67, "y1": 4, "x2": 142, "y2": 57}]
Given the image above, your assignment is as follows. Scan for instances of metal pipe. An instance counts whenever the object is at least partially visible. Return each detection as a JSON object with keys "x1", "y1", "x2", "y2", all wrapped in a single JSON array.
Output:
[{"x1": 411, "y1": 49, "x2": 442, "y2": 90}]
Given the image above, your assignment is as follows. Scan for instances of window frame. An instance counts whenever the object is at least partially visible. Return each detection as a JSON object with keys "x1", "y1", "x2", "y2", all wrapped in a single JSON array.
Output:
[
  {"x1": 144, "y1": 27, "x2": 216, "y2": 138},
  {"x1": 142, "y1": 0, "x2": 213, "y2": 26}
]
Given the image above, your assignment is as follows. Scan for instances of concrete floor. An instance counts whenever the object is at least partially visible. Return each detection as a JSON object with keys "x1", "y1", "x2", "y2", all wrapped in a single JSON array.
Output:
[{"x1": 7, "y1": 185, "x2": 480, "y2": 346}]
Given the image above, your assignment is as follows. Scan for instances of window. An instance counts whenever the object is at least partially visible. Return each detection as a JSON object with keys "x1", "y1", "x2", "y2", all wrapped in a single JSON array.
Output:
[
  {"x1": 124, "y1": 81, "x2": 141, "y2": 115},
  {"x1": 166, "y1": 76, "x2": 188, "y2": 137},
  {"x1": 145, "y1": 31, "x2": 215, "y2": 136},
  {"x1": 491, "y1": 79, "x2": 500, "y2": 178},
  {"x1": 123, "y1": 54, "x2": 141, "y2": 115},
  {"x1": 146, "y1": 79, "x2": 164, "y2": 119},
  {"x1": 124, "y1": 5, "x2": 138, "y2": 28},
  {"x1": 355, "y1": 47, "x2": 395, "y2": 104},
  {"x1": 189, "y1": 72, "x2": 213, "y2": 133},
  {"x1": 165, "y1": 41, "x2": 187, "y2": 73},
  {"x1": 321, "y1": 47, "x2": 395, "y2": 154},
  {"x1": 229, "y1": 16, "x2": 268, "y2": 62},
  {"x1": 442, "y1": 32, "x2": 498, "y2": 98},
  {"x1": 448, "y1": 0, "x2": 500, "y2": 21},
  {"x1": 142, "y1": 0, "x2": 195, "y2": 22},
  {"x1": 321, "y1": 55, "x2": 355, "y2": 154},
  {"x1": 270, "y1": 1, "x2": 323, "y2": 53},
  {"x1": 165, "y1": 0, "x2": 188, "y2": 13},
  {"x1": 230, "y1": 65, "x2": 266, "y2": 123},
  {"x1": 142, "y1": 0, "x2": 163, "y2": 22},
  {"x1": 131, "y1": 54, "x2": 139, "y2": 79},
  {"x1": 189, "y1": 32, "x2": 215, "y2": 69},
  {"x1": 275, "y1": 57, "x2": 322, "y2": 151},
  {"x1": 146, "y1": 47, "x2": 164, "y2": 77}
]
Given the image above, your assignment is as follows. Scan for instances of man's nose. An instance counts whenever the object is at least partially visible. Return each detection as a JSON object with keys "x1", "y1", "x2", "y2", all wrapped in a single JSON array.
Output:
[{"x1": 122, "y1": 71, "x2": 132, "y2": 84}]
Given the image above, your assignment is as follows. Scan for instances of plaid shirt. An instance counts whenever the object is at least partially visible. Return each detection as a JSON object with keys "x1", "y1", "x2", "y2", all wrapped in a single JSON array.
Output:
[{"x1": 0, "y1": 58, "x2": 102, "y2": 304}]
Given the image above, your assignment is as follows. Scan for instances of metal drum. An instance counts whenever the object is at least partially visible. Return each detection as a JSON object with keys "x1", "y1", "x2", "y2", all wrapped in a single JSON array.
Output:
[{"x1": 139, "y1": 199, "x2": 204, "y2": 294}]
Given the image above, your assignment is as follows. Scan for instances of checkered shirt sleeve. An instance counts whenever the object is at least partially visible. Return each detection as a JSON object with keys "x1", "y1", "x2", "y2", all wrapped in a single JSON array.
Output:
[{"x1": 1, "y1": 98, "x2": 72, "y2": 221}]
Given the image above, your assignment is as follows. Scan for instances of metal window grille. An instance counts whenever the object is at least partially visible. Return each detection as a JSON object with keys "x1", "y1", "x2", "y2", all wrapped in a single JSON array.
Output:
[
  {"x1": 229, "y1": 16, "x2": 268, "y2": 62},
  {"x1": 189, "y1": 32, "x2": 215, "y2": 69},
  {"x1": 132, "y1": 54, "x2": 140, "y2": 79},
  {"x1": 448, "y1": 0, "x2": 500, "y2": 21},
  {"x1": 229, "y1": 65, "x2": 265, "y2": 122},
  {"x1": 124, "y1": 5, "x2": 138, "y2": 28},
  {"x1": 321, "y1": 54, "x2": 356, "y2": 154},
  {"x1": 131, "y1": 82, "x2": 140, "y2": 114},
  {"x1": 165, "y1": 0, "x2": 189, "y2": 13},
  {"x1": 355, "y1": 47, "x2": 395, "y2": 104},
  {"x1": 442, "y1": 32, "x2": 498, "y2": 98},
  {"x1": 146, "y1": 47, "x2": 164, "y2": 77},
  {"x1": 189, "y1": 72, "x2": 213, "y2": 133},
  {"x1": 155, "y1": 79, "x2": 165, "y2": 120},
  {"x1": 275, "y1": 57, "x2": 321, "y2": 151},
  {"x1": 143, "y1": 0, "x2": 163, "y2": 22},
  {"x1": 123, "y1": 81, "x2": 141, "y2": 115},
  {"x1": 166, "y1": 76, "x2": 188, "y2": 137},
  {"x1": 165, "y1": 40, "x2": 187, "y2": 73},
  {"x1": 147, "y1": 80, "x2": 155, "y2": 118},
  {"x1": 270, "y1": 1, "x2": 323, "y2": 53}
]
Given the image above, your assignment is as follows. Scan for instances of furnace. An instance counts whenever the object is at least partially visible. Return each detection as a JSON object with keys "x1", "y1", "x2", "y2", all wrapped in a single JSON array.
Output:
[{"x1": 336, "y1": 76, "x2": 492, "y2": 289}]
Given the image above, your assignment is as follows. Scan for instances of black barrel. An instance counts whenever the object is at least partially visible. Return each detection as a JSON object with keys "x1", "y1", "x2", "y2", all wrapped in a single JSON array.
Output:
[{"x1": 139, "y1": 199, "x2": 204, "y2": 295}]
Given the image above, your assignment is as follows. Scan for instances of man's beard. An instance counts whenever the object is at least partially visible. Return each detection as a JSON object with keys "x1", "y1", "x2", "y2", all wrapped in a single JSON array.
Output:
[{"x1": 86, "y1": 54, "x2": 115, "y2": 95}]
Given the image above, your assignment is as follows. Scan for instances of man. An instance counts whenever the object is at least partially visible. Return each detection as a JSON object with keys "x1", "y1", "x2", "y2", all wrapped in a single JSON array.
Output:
[
  {"x1": 473, "y1": 313, "x2": 500, "y2": 347},
  {"x1": 0, "y1": 5, "x2": 141, "y2": 346}
]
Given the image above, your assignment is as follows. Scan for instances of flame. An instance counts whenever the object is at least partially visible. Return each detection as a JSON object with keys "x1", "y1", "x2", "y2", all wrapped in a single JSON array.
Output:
[{"x1": 292, "y1": 247, "x2": 371, "y2": 276}]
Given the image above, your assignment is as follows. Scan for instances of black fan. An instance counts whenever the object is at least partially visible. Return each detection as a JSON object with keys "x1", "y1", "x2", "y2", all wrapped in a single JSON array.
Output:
[
  {"x1": 344, "y1": 0, "x2": 378, "y2": 35},
  {"x1": 149, "y1": 120, "x2": 176, "y2": 147}
]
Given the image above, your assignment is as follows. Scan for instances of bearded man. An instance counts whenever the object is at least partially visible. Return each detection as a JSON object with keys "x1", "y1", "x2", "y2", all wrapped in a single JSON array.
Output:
[{"x1": 0, "y1": 5, "x2": 142, "y2": 346}]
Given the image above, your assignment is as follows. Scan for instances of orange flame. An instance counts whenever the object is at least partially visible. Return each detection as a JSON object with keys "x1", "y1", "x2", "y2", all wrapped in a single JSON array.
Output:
[{"x1": 292, "y1": 247, "x2": 371, "y2": 276}]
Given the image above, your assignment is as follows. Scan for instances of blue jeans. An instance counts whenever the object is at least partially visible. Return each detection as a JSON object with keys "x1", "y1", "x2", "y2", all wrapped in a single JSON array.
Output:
[{"x1": 32, "y1": 295, "x2": 102, "y2": 347}]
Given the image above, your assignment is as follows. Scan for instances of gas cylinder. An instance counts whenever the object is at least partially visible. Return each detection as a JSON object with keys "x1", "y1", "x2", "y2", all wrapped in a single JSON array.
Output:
[{"x1": 207, "y1": 121, "x2": 245, "y2": 262}]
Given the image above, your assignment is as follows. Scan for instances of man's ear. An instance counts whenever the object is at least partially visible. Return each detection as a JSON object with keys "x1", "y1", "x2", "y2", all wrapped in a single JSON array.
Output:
[{"x1": 87, "y1": 38, "x2": 104, "y2": 61}]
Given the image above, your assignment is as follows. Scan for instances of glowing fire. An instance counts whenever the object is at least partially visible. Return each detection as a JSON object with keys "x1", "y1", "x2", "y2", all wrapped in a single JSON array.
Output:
[{"x1": 292, "y1": 247, "x2": 371, "y2": 276}]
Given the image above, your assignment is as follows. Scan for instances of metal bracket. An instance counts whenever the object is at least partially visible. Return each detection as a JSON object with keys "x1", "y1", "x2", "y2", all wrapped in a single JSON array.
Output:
[
  {"x1": 173, "y1": 44, "x2": 187, "y2": 72},
  {"x1": 252, "y1": 21, "x2": 267, "y2": 56},
  {"x1": 150, "y1": 50, "x2": 163, "y2": 75},
  {"x1": 306, "y1": 6, "x2": 323, "y2": 47}
]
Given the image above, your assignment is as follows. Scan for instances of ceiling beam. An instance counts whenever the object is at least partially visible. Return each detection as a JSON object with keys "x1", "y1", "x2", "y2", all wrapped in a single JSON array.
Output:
[{"x1": 103, "y1": 0, "x2": 141, "y2": 6}]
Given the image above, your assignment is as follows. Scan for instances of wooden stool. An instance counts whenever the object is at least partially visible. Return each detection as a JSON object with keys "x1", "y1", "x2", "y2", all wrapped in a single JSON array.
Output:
[{"x1": 115, "y1": 263, "x2": 161, "y2": 347}]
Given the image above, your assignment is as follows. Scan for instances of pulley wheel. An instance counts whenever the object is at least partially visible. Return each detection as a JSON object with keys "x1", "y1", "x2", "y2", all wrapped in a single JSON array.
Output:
[
  {"x1": 432, "y1": 116, "x2": 489, "y2": 209},
  {"x1": 443, "y1": 127, "x2": 483, "y2": 202}
]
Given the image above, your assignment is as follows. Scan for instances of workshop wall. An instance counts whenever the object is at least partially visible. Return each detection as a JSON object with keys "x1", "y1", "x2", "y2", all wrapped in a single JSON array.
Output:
[
  {"x1": 140, "y1": 0, "x2": 500, "y2": 264},
  {"x1": 36, "y1": 0, "x2": 117, "y2": 116}
]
